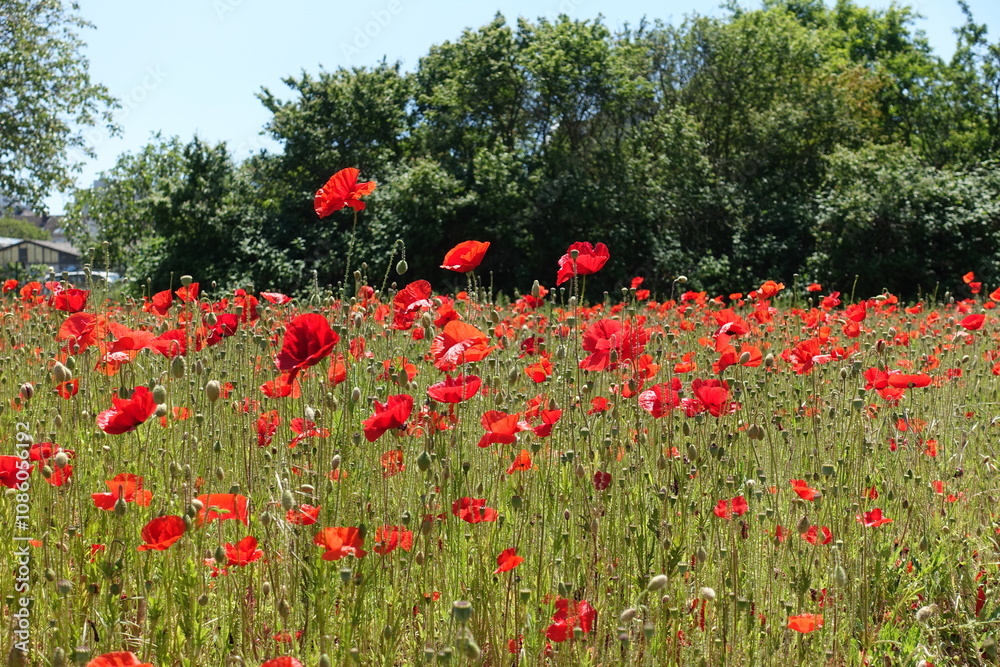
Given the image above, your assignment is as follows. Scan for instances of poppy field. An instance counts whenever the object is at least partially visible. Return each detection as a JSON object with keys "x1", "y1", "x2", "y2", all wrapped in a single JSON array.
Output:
[{"x1": 5, "y1": 176, "x2": 1000, "y2": 667}]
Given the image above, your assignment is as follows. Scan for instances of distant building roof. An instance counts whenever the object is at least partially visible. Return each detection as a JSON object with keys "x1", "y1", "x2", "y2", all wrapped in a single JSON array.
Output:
[{"x1": 0, "y1": 237, "x2": 80, "y2": 256}]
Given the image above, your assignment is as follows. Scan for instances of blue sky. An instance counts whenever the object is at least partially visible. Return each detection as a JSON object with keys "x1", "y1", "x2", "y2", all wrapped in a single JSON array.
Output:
[{"x1": 45, "y1": 0, "x2": 1000, "y2": 213}]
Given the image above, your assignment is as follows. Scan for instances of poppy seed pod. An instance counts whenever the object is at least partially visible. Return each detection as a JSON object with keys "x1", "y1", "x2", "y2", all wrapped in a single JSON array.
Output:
[
  {"x1": 452, "y1": 600, "x2": 473, "y2": 624},
  {"x1": 205, "y1": 380, "x2": 221, "y2": 403}
]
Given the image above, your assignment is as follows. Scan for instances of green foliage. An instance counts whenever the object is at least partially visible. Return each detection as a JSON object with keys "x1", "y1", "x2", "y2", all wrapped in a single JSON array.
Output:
[
  {"x1": 0, "y1": 0, "x2": 117, "y2": 211},
  {"x1": 72, "y1": 2, "x2": 1000, "y2": 298},
  {"x1": 809, "y1": 143, "x2": 1000, "y2": 297},
  {"x1": 0, "y1": 216, "x2": 50, "y2": 240}
]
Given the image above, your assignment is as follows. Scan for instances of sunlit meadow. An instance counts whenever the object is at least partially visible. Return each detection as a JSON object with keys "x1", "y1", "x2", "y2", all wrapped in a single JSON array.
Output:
[{"x1": 3, "y1": 171, "x2": 1000, "y2": 667}]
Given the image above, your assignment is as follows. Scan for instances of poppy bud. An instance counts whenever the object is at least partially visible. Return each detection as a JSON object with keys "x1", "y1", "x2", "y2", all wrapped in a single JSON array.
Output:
[
  {"x1": 319, "y1": 655, "x2": 332, "y2": 667},
  {"x1": 214, "y1": 546, "x2": 227, "y2": 563},
  {"x1": 280, "y1": 489, "x2": 294, "y2": 511},
  {"x1": 699, "y1": 587, "x2": 716, "y2": 601},
  {"x1": 647, "y1": 574, "x2": 669, "y2": 591},
  {"x1": 277, "y1": 597, "x2": 290, "y2": 619},
  {"x1": 171, "y1": 356, "x2": 186, "y2": 379},
  {"x1": 152, "y1": 384, "x2": 167, "y2": 404},
  {"x1": 113, "y1": 496, "x2": 127, "y2": 516},
  {"x1": 531, "y1": 280, "x2": 541, "y2": 298},
  {"x1": 52, "y1": 648, "x2": 66, "y2": 667},
  {"x1": 764, "y1": 353, "x2": 774, "y2": 368},
  {"x1": 696, "y1": 545, "x2": 708, "y2": 564},
  {"x1": 53, "y1": 414, "x2": 63, "y2": 429},
  {"x1": 260, "y1": 511, "x2": 274, "y2": 527},
  {"x1": 19, "y1": 383, "x2": 34, "y2": 401},
  {"x1": 52, "y1": 362, "x2": 71, "y2": 383},
  {"x1": 417, "y1": 450, "x2": 431, "y2": 471},
  {"x1": 262, "y1": 581, "x2": 271, "y2": 596},
  {"x1": 396, "y1": 259, "x2": 408, "y2": 275},
  {"x1": 620, "y1": 608, "x2": 638, "y2": 623},
  {"x1": 53, "y1": 452, "x2": 69, "y2": 469},
  {"x1": 796, "y1": 515, "x2": 810, "y2": 534},
  {"x1": 205, "y1": 380, "x2": 221, "y2": 403},
  {"x1": 56, "y1": 579, "x2": 73, "y2": 596},
  {"x1": 676, "y1": 275, "x2": 688, "y2": 283},
  {"x1": 351, "y1": 387, "x2": 362, "y2": 403},
  {"x1": 590, "y1": 518, "x2": 600, "y2": 534},
  {"x1": 834, "y1": 564, "x2": 848, "y2": 587},
  {"x1": 414, "y1": 551, "x2": 425, "y2": 565},
  {"x1": 214, "y1": 466, "x2": 225, "y2": 482}
]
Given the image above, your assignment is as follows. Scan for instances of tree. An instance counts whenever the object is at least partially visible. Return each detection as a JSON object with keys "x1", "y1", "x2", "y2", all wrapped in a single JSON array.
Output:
[
  {"x1": 0, "y1": 216, "x2": 50, "y2": 240},
  {"x1": 0, "y1": 0, "x2": 117, "y2": 211}
]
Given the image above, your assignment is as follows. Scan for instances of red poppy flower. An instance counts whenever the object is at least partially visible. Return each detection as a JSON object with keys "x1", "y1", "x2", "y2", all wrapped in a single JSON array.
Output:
[
  {"x1": 392, "y1": 280, "x2": 433, "y2": 330},
  {"x1": 57, "y1": 312, "x2": 106, "y2": 353},
  {"x1": 857, "y1": 508, "x2": 892, "y2": 528},
  {"x1": 261, "y1": 291, "x2": 293, "y2": 305},
  {"x1": 313, "y1": 526, "x2": 367, "y2": 560},
  {"x1": 579, "y1": 319, "x2": 648, "y2": 371},
  {"x1": 430, "y1": 320, "x2": 495, "y2": 371},
  {"x1": 525, "y1": 356, "x2": 554, "y2": 383},
  {"x1": 275, "y1": 313, "x2": 338, "y2": 379},
  {"x1": 684, "y1": 378, "x2": 739, "y2": 417},
  {"x1": 546, "y1": 598, "x2": 597, "y2": 641},
  {"x1": 225, "y1": 536, "x2": 263, "y2": 566},
  {"x1": 593, "y1": 470, "x2": 612, "y2": 490},
  {"x1": 137, "y1": 515, "x2": 186, "y2": 551},
  {"x1": 441, "y1": 240, "x2": 490, "y2": 272},
  {"x1": 494, "y1": 547, "x2": 525, "y2": 573},
  {"x1": 506, "y1": 449, "x2": 534, "y2": 474},
  {"x1": 144, "y1": 289, "x2": 173, "y2": 316},
  {"x1": 54, "y1": 378, "x2": 79, "y2": 399},
  {"x1": 174, "y1": 282, "x2": 199, "y2": 303},
  {"x1": 286, "y1": 504, "x2": 321, "y2": 525},
  {"x1": 960, "y1": 313, "x2": 985, "y2": 331},
  {"x1": 787, "y1": 613, "x2": 823, "y2": 633},
  {"x1": 789, "y1": 479, "x2": 819, "y2": 501},
  {"x1": 886, "y1": 373, "x2": 932, "y2": 389},
  {"x1": 260, "y1": 373, "x2": 302, "y2": 399},
  {"x1": 373, "y1": 525, "x2": 414, "y2": 555},
  {"x1": 147, "y1": 328, "x2": 187, "y2": 358},
  {"x1": 260, "y1": 658, "x2": 304, "y2": 667},
  {"x1": 380, "y1": 449, "x2": 405, "y2": 477},
  {"x1": 85, "y1": 652, "x2": 154, "y2": 667},
  {"x1": 801, "y1": 526, "x2": 833, "y2": 545},
  {"x1": 427, "y1": 374, "x2": 481, "y2": 403},
  {"x1": 452, "y1": 497, "x2": 498, "y2": 523},
  {"x1": 92, "y1": 473, "x2": 153, "y2": 510},
  {"x1": 556, "y1": 242, "x2": 610, "y2": 285},
  {"x1": 0, "y1": 455, "x2": 31, "y2": 489},
  {"x1": 51, "y1": 287, "x2": 89, "y2": 313},
  {"x1": 637, "y1": 379, "x2": 682, "y2": 418},
  {"x1": 256, "y1": 410, "x2": 281, "y2": 448},
  {"x1": 314, "y1": 167, "x2": 376, "y2": 216},
  {"x1": 197, "y1": 493, "x2": 250, "y2": 525},
  {"x1": 97, "y1": 387, "x2": 157, "y2": 435},
  {"x1": 713, "y1": 495, "x2": 748, "y2": 519},
  {"x1": 749, "y1": 280, "x2": 784, "y2": 301},
  {"x1": 531, "y1": 408, "x2": 562, "y2": 437},
  {"x1": 478, "y1": 410, "x2": 529, "y2": 448},
  {"x1": 362, "y1": 394, "x2": 414, "y2": 442}
]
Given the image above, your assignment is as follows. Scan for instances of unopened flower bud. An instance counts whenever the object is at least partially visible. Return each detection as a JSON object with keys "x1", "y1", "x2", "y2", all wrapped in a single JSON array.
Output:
[{"x1": 647, "y1": 574, "x2": 669, "y2": 591}]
